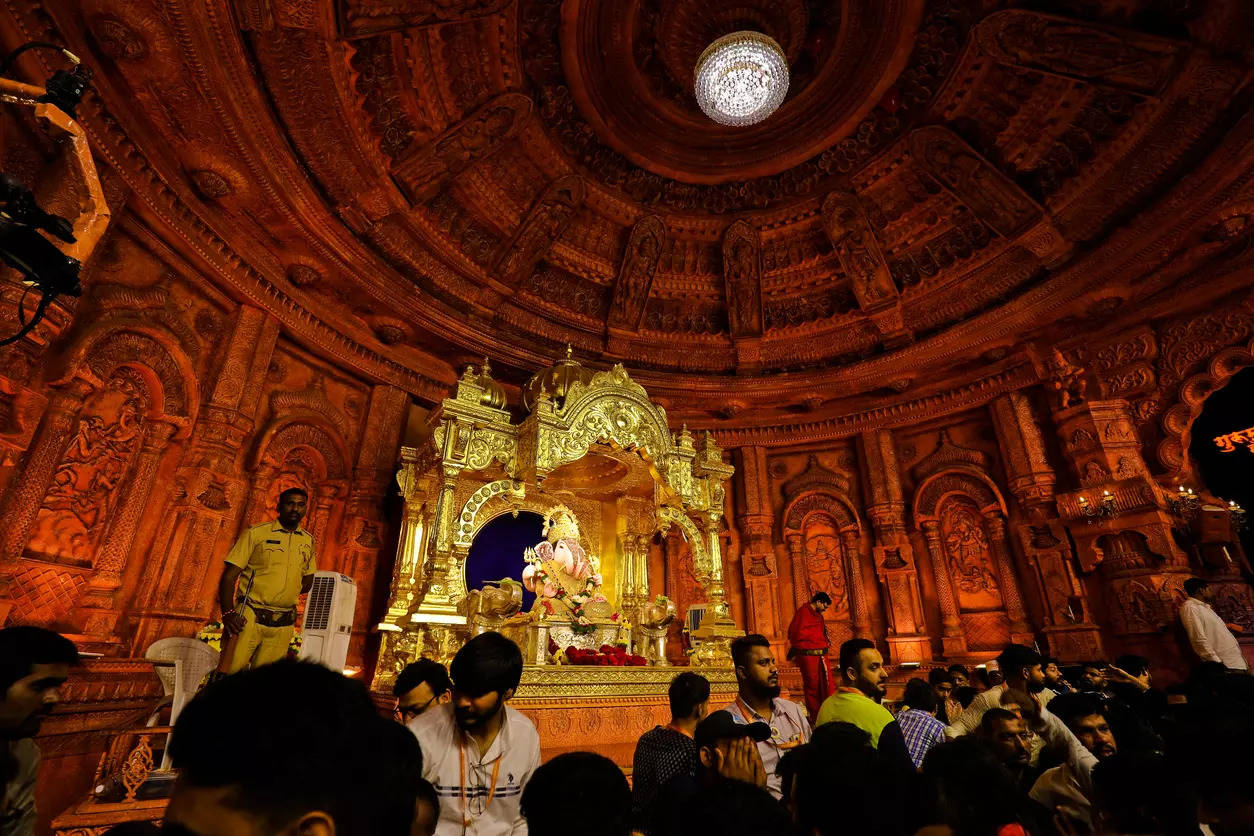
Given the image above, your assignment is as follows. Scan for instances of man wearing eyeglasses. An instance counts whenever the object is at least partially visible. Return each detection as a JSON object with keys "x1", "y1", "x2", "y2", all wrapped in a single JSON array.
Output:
[{"x1": 395, "y1": 659, "x2": 453, "y2": 723}]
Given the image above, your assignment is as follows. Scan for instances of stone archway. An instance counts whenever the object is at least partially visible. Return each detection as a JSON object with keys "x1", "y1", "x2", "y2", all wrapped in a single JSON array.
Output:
[
  {"x1": 914, "y1": 468, "x2": 1030, "y2": 652},
  {"x1": 782, "y1": 490, "x2": 868, "y2": 641}
]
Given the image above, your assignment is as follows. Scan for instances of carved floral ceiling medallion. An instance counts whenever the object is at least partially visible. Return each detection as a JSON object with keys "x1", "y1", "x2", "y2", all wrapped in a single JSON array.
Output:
[{"x1": 524, "y1": 0, "x2": 965, "y2": 207}]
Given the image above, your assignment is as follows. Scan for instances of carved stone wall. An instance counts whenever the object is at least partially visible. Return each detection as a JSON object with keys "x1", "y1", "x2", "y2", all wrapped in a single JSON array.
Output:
[{"x1": 0, "y1": 223, "x2": 409, "y2": 665}]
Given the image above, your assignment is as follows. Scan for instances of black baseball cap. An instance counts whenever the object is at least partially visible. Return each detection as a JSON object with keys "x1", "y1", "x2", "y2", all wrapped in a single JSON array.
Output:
[{"x1": 695, "y1": 710, "x2": 772, "y2": 749}]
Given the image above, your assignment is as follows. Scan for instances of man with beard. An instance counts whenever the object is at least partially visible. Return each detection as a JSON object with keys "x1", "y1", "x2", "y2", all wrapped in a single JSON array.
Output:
[
  {"x1": 947, "y1": 643, "x2": 1048, "y2": 738},
  {"x1": 786, "y1": 592, "x2": 833, "y2": 721},
  {"x1": 722, "y1": 634, "x2": 809, "y2": 799},
  {"x1": 1043, "y1": 657, "x2": 1072, "y2": 698},
  {"x1": 217, "y1": 488, "x2": 317, "y2": 674},
  {"x1": 1, "y1": 627, "x2": 78, "y2": 836},
  {"x1": 978, "y1": 707, "x2": 1037, "y2": 790},
  {"x1": 1077, "y1": 660, "x2": 1114, "y2": 697},
  {"x1": 1030, "y1": 693, "x2": 1116, "y2": 832},
  {"x1": 409, "y1": 631, "x2": 540, "y2": 836},
  {"x1": 815, "y1": 639, "x2": 913, "y2": 773}
]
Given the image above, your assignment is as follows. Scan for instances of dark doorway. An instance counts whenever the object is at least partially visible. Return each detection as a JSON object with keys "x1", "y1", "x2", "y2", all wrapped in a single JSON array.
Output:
[
  {"x1": 1189, "y1": 365, "x2": 1254, "y2": 558},
  {"x1": 465, "y1": 511, "x2": 544, "y2": 611}
]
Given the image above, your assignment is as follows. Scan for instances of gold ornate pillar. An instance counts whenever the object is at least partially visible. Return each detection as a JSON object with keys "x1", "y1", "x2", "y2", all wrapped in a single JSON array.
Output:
[
  {"x1": 618, "y1": 533, "x2": 639, "y2": 614},
  {"x1": 416, "y1": 463, "x2": 466, "y2": 617},
  {"x1": 920, "y1": 520, "x2": 965, "y2": 655}
]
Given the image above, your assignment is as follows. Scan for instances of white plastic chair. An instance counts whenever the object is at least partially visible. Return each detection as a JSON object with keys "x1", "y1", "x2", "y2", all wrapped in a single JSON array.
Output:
[{"x1": 144, "y1": 637, "x2": 219, "y2": 770}]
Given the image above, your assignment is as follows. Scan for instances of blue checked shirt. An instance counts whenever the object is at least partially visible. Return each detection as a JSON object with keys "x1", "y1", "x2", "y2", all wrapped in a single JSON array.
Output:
[{"x1": 896, "y1": 707, "x2": 947, "y2": 769}]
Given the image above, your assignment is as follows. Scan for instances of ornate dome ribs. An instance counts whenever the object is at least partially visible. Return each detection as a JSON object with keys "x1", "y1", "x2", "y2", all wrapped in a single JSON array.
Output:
[{"x1": 53, "y1": 0, "x2": 1253, "y2": 422}]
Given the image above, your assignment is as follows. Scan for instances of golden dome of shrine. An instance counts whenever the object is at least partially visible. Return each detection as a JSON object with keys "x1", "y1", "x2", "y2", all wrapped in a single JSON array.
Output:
[{"x1": 523, "y1": 346, "x2": 595, "y2": 412}]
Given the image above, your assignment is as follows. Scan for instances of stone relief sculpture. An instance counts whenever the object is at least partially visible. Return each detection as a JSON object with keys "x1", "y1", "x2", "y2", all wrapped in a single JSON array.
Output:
[
  {"x1": 940, "y1": 500, "x2": 1003, "y2": 611},
  {"x1": 392, "y1": 93, "x2": 533, "y2": 203},
  {"x1": 494, "y1": 175, "x2": 586, "y2": 291},
  {"x1": 722, "y1": 221, "x2": 763, "y2": 337},
  {"x1": 822, "y1": 191, "x2": 898, "y2": 310},
  {"x1": 608, "y1": 215, "x2": 665, "y2": 331}
]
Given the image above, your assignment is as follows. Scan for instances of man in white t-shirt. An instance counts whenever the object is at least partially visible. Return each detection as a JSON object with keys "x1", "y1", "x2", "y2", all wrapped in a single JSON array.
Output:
[
  {"x1": 1180, "y1": 577, "x2": 1249, "y2": 671},
  {"x1": 410, "y1": 632, "x2": 541, "y2": 836}
]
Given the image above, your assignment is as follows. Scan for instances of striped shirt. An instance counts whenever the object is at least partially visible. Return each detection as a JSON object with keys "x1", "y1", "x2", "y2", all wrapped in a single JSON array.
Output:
[
  {"x1": 895, "y1": 708, "x2": 947, "y2": 769},
  {"x1": 409, "y1": 702, "x2": 541, "y2": 836}
]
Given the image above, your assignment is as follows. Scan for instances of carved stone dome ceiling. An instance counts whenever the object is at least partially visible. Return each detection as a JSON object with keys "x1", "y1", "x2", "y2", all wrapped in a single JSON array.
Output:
[{"x1": 47, "y1": 0, "x2": 1254, "y2": 430}]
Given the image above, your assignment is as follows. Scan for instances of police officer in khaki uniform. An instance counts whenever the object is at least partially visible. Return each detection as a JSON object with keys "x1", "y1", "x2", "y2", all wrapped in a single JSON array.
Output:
[{"x1": 217, "y1": 487, "x2": 317, "y2": 674}]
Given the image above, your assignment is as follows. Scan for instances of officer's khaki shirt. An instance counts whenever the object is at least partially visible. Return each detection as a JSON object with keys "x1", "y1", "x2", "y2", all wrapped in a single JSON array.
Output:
[{"x1": 225, "y1": 520, "x2": 316, "y2": 610}]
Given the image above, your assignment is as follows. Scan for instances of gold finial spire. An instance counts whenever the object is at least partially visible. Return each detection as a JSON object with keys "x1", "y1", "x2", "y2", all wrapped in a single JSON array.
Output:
[
  {"x1": 565, "y1": 343, "x2": 573, "y2": 360},
  {"x1": 482, "y1": 357, "x2": 492, "y2": 375}
]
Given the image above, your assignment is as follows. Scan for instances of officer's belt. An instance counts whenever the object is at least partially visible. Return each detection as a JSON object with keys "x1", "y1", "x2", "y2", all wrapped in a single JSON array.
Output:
[
  {"x1": 243, "y1": 602, "x2": 297, "y2": 628},
  {"x1": 794, "y1": 648, "x2": 828, "y2": 656}
]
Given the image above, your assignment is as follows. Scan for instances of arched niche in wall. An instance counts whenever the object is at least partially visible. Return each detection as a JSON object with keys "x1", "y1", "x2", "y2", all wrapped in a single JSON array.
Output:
[
  {"x1": 914, "y1": 467, "x2": 1021, "y2": 652},
  {"x1": 6, "y1": 322, "x2": 196, "y2": 627},
  {"x1": 781, "y1": 488, "x2": 865, "y2": 646},
  {"x1": 245, "y1": 416, "x2": 350, "y2": 551}
]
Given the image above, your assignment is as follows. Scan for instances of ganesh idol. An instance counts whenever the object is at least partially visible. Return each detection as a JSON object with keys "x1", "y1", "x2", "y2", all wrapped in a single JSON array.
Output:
[{"x1": 522, "y1": 506, "x2": 612, "y2": 620}]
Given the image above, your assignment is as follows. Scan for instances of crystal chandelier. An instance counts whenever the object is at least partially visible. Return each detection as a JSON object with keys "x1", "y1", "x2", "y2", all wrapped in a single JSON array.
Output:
[{"x1": 694, "y1": 31, "x2": 789, "y2": 127}]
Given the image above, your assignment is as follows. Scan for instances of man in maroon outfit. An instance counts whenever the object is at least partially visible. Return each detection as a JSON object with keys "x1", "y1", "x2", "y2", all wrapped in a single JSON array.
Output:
[{"x1": 787, "y1": 592, "x2": 833, "y2": 721}]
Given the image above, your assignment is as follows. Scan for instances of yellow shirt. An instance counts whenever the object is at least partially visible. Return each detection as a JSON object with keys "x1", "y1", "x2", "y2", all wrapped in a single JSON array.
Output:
[{"x1": 225, "y1": 520, "x2": 316, "y2": 609}]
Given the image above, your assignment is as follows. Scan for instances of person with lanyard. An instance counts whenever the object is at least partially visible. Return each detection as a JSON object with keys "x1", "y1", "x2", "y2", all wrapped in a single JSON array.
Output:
[
  {"x1": 722, "y1": 633, "x2": 810, "y2": 800},
  {"x1": 217, "y1": 487, "x2": 317, "y2": 674},
  {"x1": 409, "y1": 631, "x2": 540, "y2": 836},
  {"x1": 631, "y1": 671, "x2": 710, "y2": 835},
  {"x1": 815, "y1": 638, "x2": 915, "y2": 777},
  {"x1": 786, "y1": 591, "x2": 834, "y2": 721}
]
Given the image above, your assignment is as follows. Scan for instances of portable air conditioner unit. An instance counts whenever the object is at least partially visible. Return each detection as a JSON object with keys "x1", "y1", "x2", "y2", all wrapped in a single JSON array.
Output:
[{"x1": 298, "y1": 571, "x2": 357, "y2": 672}]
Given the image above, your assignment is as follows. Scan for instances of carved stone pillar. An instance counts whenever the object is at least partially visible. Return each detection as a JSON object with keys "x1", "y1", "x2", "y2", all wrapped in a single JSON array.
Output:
[
  {"x1": 306, "y1": 483, "x2": 340, "y2": 550},
  {"x1": 241, "y1": 464, "x2": 278, "y2": 526},
  {"x1": 1045, "y1": 381, "x2": 1190, "y2": 664},
  {"x1": 0, "y1": 376, "x2": 94, "y2": 623},
  {"x1": 128, "y1": 307, "x2": 279, "y2": 651},
  {"x1": 77, "y1": 419, "x2": 180, "y2": 641},
  {"x1": 990, "y1": 391, "x2": 1103, "y2": 660},
  {"x1": 733, "y1": 443, "x2": 782, "y2": 648},
  {"x1": 787, "y1": 534, "x2": 807, "y2": 610},
  {"x1": 860, "y1": 429, "x2": 930, "y2": 663},
  {"x1": 840, "y1": 528, "x2": 870, "y2": 639},
  {"x1": 920, "y1": 520, "x2": 965, "y2": 655},
  {"x1": 982, "y1": 512, "x2": 1033, "y2": 642},
  {"x1": 738, "y1": 513, "x2": 780, "y2": 642}
]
